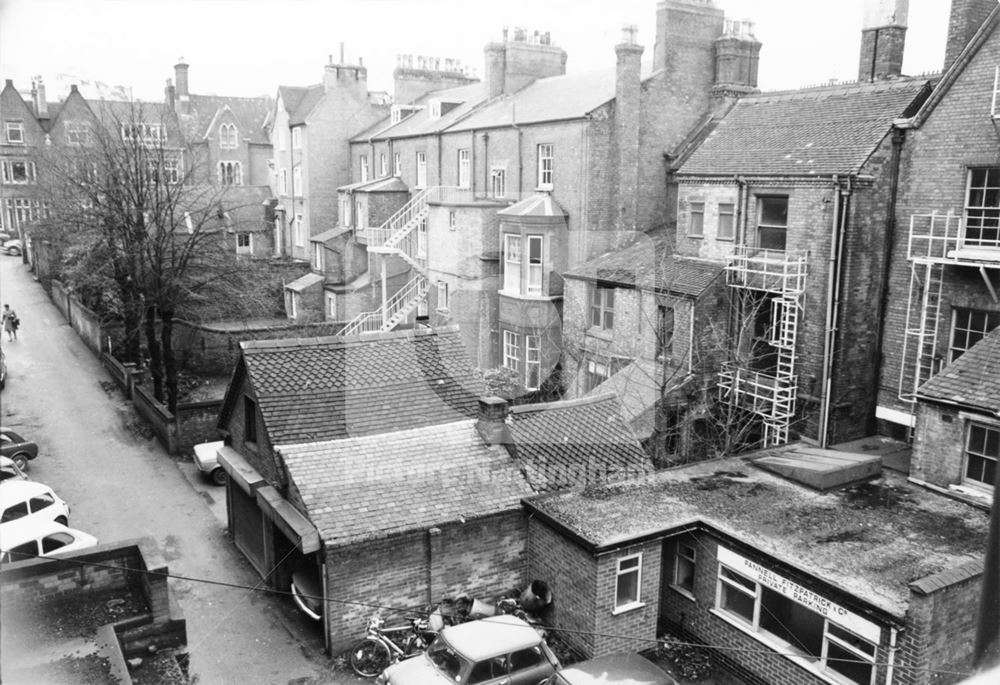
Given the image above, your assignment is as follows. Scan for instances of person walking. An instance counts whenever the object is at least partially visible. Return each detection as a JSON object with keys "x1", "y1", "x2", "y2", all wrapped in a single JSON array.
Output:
[{"x1": 2, "y1": 304, "x2": 18, "y2": 341}]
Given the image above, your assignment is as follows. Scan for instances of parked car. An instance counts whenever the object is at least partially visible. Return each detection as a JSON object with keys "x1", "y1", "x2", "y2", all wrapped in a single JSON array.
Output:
[
  {"x1": 290, "y1": 567, "x2": 323, "y2": 621},
  {"x1": 192, "y1": 440, "x2": 227, "y2": 486},
  {"x1": 0, "y1": 347, "x2": 6, "y2": 389},
  {"x1": 0, "y1": 519, "x2": 98, "y2": 564},
  {"x1": 0, "y1": 456, "x2": 28, "y2": 482},
  {"x1": 0, "y1": 480, "x2": 69, "y2": 529},
  {"x1": 376, "y1": 615, "x2": 560, "y2": 685},
  {"x1": 546, "y1": 653, "x2": 678, "y2": 685},
  {"x1": 0, "y1": 231, "x2": 13, "y2": 243},
  {"x1": 0, "y1": 427, "x2": 38, "y2": 470},
  {"x1": 2, "y1": 238, "x2": 23, "y2": 256}
]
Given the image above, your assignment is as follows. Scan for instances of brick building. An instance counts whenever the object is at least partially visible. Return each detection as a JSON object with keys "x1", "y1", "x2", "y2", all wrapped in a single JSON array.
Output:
[
  {"x1": 874, "y1": 0, "x2": 1000, "y2": 478},
  {"x1": 1, "y1": 78, "x2": 53, "y2": 246},
  {"x1": 524, "y1": 454, "x2": 991, "y2": 684},
  {"x1": 212, "y1": 325, "x2": 651, "y2": 650},
  {"x1": 330, "y1": 0, "x2": 759, "y2": 392},
  {"x1": 268, "y1": 52, "x2": 390, "y2": 271}
]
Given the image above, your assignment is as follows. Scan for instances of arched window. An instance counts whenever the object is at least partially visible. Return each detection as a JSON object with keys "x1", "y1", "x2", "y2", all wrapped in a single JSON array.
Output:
[
  {"x1": 220, "y1": 124, "x2": 238, "y2": 149},
  {"x1": 218, "y1": 161, "x2": 242, "y2": 185}
]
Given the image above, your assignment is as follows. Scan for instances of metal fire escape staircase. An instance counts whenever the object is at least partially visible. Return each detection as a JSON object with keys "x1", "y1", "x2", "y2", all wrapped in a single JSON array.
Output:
[
  {"x1": 340, "y1": 189, "x2": 431, "y2": 337},
  {"x1": 898, "y1": 211, "x2": 1000, "y2": 403},
  {"x1": 718, "y1": 247, "x2": 809, "y2": 447}
]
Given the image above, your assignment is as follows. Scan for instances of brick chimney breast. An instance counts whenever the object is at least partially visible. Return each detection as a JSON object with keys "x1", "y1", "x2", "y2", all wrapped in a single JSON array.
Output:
[
  {"x1": 944, "y1": 0, "x2": 997, "y2": 69},
  {"x1": 858, "y1": 0, "x2": 909, "y2": 82},
  {"x1": 476, "y1": 396, "x2": 511, "y2": 445},
  {"x1": 174, "y1": 59, "x2": 189, "y2": 99}
]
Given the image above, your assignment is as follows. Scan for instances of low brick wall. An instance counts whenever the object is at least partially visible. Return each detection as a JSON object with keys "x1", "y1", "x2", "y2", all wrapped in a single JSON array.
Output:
[
  {"x1": 176, "y1": 399, "x2": 224, "y2": 452},
  {"x1": 133, "y1": 384, "x2": 178, "y2": 454}
]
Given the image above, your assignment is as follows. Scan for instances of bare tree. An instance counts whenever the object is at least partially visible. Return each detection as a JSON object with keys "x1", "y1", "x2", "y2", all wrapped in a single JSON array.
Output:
[{"x1": 37, "y1": 98, "x2": 276, "y2": 411}]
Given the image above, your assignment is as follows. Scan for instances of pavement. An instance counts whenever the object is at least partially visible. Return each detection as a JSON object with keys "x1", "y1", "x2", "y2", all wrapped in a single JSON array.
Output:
[{"x1": 0, "y1": 257, "x2": 365, "y2": 684}]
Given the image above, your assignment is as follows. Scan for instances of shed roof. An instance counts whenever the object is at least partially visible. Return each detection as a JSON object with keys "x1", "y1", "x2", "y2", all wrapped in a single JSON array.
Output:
[
  {"x1": 278, "y1": 420, "x2": 532, "y2": 546},
  {"x1": 236, "y1": 326, "x2": 482, "y2": 444},
  {"x1": 918, "y1": 326, "x2": 1000, "y2": 412},
  {"x1": 678, "y1": 78, "x2": 931, "y2": 177},
  {"x1": 507, "y1": 394, "x2": 653, "y2": 492},
  {"x1": 525, "y1": 453, "x2": 990, "y2": 618}
]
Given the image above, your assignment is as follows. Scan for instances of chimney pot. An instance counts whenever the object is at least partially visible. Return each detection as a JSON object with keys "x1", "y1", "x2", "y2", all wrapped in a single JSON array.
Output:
[{"x1": 476, "y1": 397, "x2": 511, "y2": 445}]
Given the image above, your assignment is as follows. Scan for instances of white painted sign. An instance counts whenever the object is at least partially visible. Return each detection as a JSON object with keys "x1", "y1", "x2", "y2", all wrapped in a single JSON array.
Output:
[{"x1": 718, "y1": 547, "x2": 882, "y2": 642}]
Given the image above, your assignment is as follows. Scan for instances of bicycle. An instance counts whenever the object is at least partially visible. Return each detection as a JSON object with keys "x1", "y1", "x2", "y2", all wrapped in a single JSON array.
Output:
[{"x1": 349, "y1": 612, "x2": 435, "y2": 678}]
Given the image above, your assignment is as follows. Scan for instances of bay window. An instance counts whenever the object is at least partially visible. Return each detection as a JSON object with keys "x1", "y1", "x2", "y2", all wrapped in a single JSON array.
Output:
[
  {"x1": 502, "y1": 233, "x2": 545, "y2": 296},
  {"x1": 503, "y1": 234, "x2": 522, "y2": 293}
]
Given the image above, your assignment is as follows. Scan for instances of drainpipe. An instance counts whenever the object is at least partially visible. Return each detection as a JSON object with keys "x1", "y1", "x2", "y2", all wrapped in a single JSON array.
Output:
[
  {"x1": 470, "y1": 129, "x2": 476, "y2": 195},
  {"x1": 512, "y1": 103, "x2": 522, "y2": 197},
  {"x1": 872, "y1": 126, "x2": 907, "y2": 432},
  {"x1": 819, "y1": 175, "x2": 851, "y2": 447},
  {"x1": 482, "y1": 131, "x2": 489, "y2": 193}
]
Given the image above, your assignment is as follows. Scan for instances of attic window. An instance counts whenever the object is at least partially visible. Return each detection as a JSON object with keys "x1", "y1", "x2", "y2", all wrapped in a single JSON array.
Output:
[
  {"x1": 390, "y1": 105, "x2": 421, "y2": 124},
  {"x1": 428, "y1": 99, "x2": 461, "y2": 120}
]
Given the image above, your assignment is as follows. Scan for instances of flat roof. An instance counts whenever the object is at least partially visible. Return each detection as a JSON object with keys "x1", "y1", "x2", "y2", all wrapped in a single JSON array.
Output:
[{"x1": 524, "y1": 452, "x2": 991, "y2": 618}]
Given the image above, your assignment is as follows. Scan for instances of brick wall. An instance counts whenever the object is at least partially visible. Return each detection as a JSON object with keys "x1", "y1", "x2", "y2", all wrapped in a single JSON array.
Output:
[
  {"x1": 325, "y1": 510, "x2": 526, "y2": 650},
  {"x1": 593, "y1": 542, "x2": 661, "y2": 657},
  {"x1": 877, "y1": 32, "x2": 1000, "y2": 421},
  {"x1": 911, "y1": 401, "x2": 1000, "y2": 491}
]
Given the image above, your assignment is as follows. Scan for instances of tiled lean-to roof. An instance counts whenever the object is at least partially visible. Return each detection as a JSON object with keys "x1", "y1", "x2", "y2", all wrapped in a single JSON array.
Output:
[
  {"x1": 278, "y1": 420, "x2": 532, "y2": 547},
  {"x1": 918, "y1": 326, "x2": 1000, "y2": 412},
  {"x1": 238, "y1": 326, "x2": 482, "y2": 444},
  {"x1": 679, "y1": 77, "x2": 932, "y2": 177},
  {"x1": 506, "y1": 394, "x2": 653, "y2": 492}
]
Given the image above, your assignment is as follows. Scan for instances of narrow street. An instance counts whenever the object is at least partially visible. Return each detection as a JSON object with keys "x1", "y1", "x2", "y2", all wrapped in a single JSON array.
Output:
[{"x1": 0, "y1": 259, "x2": 357, "y2": 684}]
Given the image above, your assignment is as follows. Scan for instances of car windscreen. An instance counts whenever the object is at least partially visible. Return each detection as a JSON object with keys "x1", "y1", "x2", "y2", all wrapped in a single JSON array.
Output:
[{"x1": 426, "y1": 638, "x2": 469, "y2": 681}]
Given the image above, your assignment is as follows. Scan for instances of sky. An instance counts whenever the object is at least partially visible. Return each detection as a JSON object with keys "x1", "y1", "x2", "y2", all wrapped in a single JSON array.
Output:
[{"x1": 1, "y1": 0, "x2": 952, "y2": 104}]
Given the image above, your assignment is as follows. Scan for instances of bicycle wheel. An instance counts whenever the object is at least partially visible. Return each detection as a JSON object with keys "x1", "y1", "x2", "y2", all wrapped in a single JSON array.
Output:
[{"x1": 350, "y1": 637, "x2": 392, "y2": 678}]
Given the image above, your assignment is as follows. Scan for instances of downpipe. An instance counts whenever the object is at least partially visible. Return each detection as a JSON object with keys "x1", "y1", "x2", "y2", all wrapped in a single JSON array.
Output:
[{"x1": 818, "y1": 176, "x2": 851, "y2": 447}]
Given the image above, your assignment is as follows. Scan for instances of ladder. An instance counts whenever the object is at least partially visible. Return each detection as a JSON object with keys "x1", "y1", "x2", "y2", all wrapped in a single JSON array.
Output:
[{"x1": 898, "y1": 260, "x2": 944, "y2": 401}]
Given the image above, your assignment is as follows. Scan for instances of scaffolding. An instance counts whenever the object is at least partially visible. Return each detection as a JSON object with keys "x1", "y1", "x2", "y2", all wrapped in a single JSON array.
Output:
[
  {"x1": 719, "y1": 246, "x2": 808, "y2": 446},
  {"x1": 898, "y1": 211, "x2": 1000, "y2": 403},
  {"x1": 340, "y1": 190, "x2": 430, "y2": 337}
]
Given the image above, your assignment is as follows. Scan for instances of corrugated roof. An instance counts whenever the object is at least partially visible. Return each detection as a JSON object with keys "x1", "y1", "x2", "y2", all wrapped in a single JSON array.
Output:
[
  {"x1": 565, "y1": 233, "x2": 724, "y2": 297},
  {"x1": 918, "y1": 326, "x2": 1000, "y2": 412},
  {"x1": 679, "y1": 78, "x2": 931, "y2": 176},
  {"x1": 240, "y1": 326, "x2": 483, "y2": 444},
  {"x1": 278, "y1": 420, "x2": 532, "y2": 546},
  {"x1": 525, "y1": 455, "x2": 990, "y2": 617},
  {"x1": 507, "y1": 394, "x2": 653, "y2": 492}
]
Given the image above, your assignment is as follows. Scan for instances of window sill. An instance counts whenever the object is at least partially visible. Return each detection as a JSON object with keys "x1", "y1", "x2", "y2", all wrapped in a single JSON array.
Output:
[
  {"x1": 586, "y1": 327, "x2": 614, "y2": 341},
  {"x1": 688, "y1": 234, "x2": 704, "y2": 240},
  {"x1": 716, "y1": 236, "x2": 734, "y2": 242},
  {"x1": 535, "y1": 185, "x2": 554, "y2": 192},
  {"x1": 611, "y1": 601, "x2": 646, "y2": 616},
  {"x1": 669, "y1": 585, "x2": 696, "y2": 602}
]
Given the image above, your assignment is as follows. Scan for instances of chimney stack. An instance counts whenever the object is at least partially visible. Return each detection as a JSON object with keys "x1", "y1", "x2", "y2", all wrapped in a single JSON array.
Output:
[
  {"x1": 476, "y1": 397, "x2": 511, "y2": 445},
  {"x1": 615, "y1": 25, "x2": 644, "y2": 234},
  {"x1": 944, "y1": 0, "x2": 996, "y2": 70},
  {"x1": 165, "y1": 78, "x2": 175, "y2": 110},
  {"x1": 31, "y1": 76, "x2": 48, "y2": 119},
  {"x1": 174, "y1": 59, "x2": 190, "y2": 98},
  {"x1": 483, "y1": 27, "x2": 566, "y2": 99},
  {"x1": 857, "y1": 0, "x2": 909, "y2": 82}
]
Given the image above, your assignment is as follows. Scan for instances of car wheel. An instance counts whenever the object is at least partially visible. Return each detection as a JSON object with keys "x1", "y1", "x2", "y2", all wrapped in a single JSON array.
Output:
[
  {"x1": 349, "y1": 637, "x2": 391, "y2": 678},
  {"x1": 55, "y1": 516, "x2": 68, "y2": 526},
  {"x1": 8, "y1": 247, "x2": 20, "y2": 256},
  {"x1": 211, "y1": 467, "x2": 227, "y2": 486},
  {"x1": 11, "y1": 453, "x2": 28, "y2": 470}
]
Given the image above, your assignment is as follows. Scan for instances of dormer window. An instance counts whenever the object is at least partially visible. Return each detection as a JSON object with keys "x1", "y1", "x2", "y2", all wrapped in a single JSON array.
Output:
[
  {"x1": 390, "y1": 105, "x2": 421, "y2": 124},
  {"x1": 219, "y1": 123, "x2": 238, "y2": 149},
  {"x1": 428, "y1": 99, "x2": 462, "y2": 120}
]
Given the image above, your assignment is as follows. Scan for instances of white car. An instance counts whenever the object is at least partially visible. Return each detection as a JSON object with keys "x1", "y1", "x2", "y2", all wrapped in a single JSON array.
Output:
[
  {"x1": 192, "y1": 440, "x2": 226, "y2": 486},
  {"x1": 0, "y1": 519, "x2": 98, "y2": 564},
  {"x1": 0, "y1": 480, "x2": 70, "y2": 530},
  {"x1": 0, "y1": 455, "x2": 28, "y2": 482}
]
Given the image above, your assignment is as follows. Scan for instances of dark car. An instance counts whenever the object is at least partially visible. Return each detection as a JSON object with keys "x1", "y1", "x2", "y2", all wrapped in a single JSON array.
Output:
[
  {"x1": 547, "y1": 653, "x2": 678, "y2": 685},
  {"x1": 0, "y1": 428, "x2": 38, "y2": 470}
]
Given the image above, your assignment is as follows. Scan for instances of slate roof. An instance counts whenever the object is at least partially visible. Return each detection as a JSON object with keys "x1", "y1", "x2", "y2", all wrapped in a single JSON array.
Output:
[
  {"x1": 584, "y1": 357, "x2": 684, "y2": 440},
  {"x1": 177, "y1": 94, "x2": 272, "y2": 144},
  {"x1": 564, "y1": 233, "x2": 724, "y2": 298},
  {"x1": 357, "y1": 82, "x2": 486, "y2": 141},
  {"x1": 497, "y1": 193, "x2": 566, "y2": 217},
  {"x1": 277, "y1": 84, "x2": 324, "y2": 125},
  {"x1": 918, "y1": 326, "x2": 1000, "y2": 412},
  {"x1": 278, "y1": 420, "x2": 532, "y2": 547},
  {"x1": 679, "y1": 78, "x2": 931, "y2": 176},
  {"x1": 284, "y1": 272, "x2": 325, "y2": 292},
  {"x1": 525, "y1": 455, "x2": 990, "y2": 618},
  {"x1": 239, "y1": 326, "x2": 483, "y2": 444},
  {"x1": 450, "y1": 64, "x2": 656, "y2": 132},
  {"x1": 507, "y1": 394, "x2": 653, "y2": 492}
]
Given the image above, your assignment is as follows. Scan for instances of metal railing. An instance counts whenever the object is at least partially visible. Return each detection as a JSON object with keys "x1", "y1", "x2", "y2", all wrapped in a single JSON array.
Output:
[
  {"x1": 725, "y1": 246, "x2": 809, "y2": 294},
  {"x1": 907, "y1": 210, "x2": 1000, "y2": 262},
  {"x1": 339, "y1": 276, "x2": 428, "y2": 337}
]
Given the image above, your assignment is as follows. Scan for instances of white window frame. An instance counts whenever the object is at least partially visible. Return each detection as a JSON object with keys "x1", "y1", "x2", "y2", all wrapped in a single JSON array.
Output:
[
  {"x1": 326, "y1": 292, "x2": 337, "y2": 319},
  {"x1": 416, "y1": 151, "x2": 427, "y2": 188},
  {"x1": 718, "y1": 202, "x2": 735, "y2": 240},
  {"x1": 236, "y1": 232, "x2": 252, "y2": 254},
  {"x1": 164, "y1": 158, "x2": 181, "y2": 184},
  {"x1": 437, "y1": 281, "x2": 449, "y2": 312},
  {"x1": 950, "y1": 308, "x2": 1000, "y2": 363},
  {"x1": 379, "y1": 153, "x2": 388, "y2": 177},
  {"x1": 585, "y1": 358, "x2": 611, "y2": 393},
  {"x1": 291, "y1": 126, "x2": 302, "y2": 150},
  {"x1": 66, "y1": 122, "x2": 89, "y2": 145},
  {"x1": 525, "y1": 334, "x2": 541, "y2": 390},
  {"x1": 526, "y1": 235, "x2": 543, "y2": 295},
  {"x1": 963, "y1": 167, "x2": 1000, "y2": 249},
  {"x1": 218, "y1": 161, "x2": 242, "y2": 186},
  {"x1": 5, "y1": 121, "x2": 24, "y2": 144},
  {"x1": 963, "y1": 421, "x2": 998, "y2": 491},
  {"x1": 393, "y1": 152, "x2": 401, "y2": 176},
  {"x1": 279, "y1": 169, "x2": 288, "y2": 196},
  {"x1": 503, "y1": 234, "x2": 521, "y2": 293},
  {"x1": 448, "y1": 211, "x2": 457, "y2": 231},
  {"x1": 294, "y1": 213, "x2": 304, "y2": 247},
  {"x1": 502, "y1": 330, "x2": 521, "y2": 373},
  {"x1": 340, "y1": 197, "x2": 352, "y2": 227},
  {"x1": 689, "y1": 201, "x2": 705, "y2": 237},
  {"x1": 292, "y1": 167, "x2": 302, "y2": 196},
  {"x1": 537, "y1": 143, "x2": 553, "y2": 189},
  {"x1": 355, "y1": 199, "x2": 365, "y2": 230},
  {"x1": 220, "y1": 123, "x2": 238, "y2": 149},
  {"x1": 313, "y1": 241, "x2": 325, "y2": 272},
  {"x1": 672, "y1": 542, "x2": 697, "y2": 598},
  {"x1": 992, "y1": 66, "x2": 1000, "y2": 118},
  {"x1": 491, "y1": 167, "x2": 507, "y2": 198},
  {"x1": 184, "y1": 212, "x2": 194, "y2": 234},
  {"x1": 613, "y1": 553, "x2": 643, "y2": 613},
  {"x1": 2, "y1": 161, "x2": 36, "y2": 185},
  {"x1": 590, "y1": 286, "x2": 615, "y2": 331},
  {"x1": 288, "y1": 290, "x2": 298, "y2": 319},
  {"x1": 458, "y1": 148, "x2": 471, "y2": 188},
  {"x1": 360, "y1": 155, "x2": 369, "y2": 182}
]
